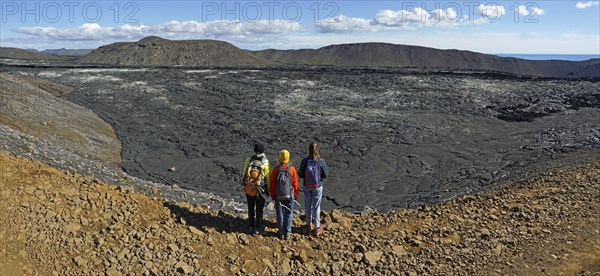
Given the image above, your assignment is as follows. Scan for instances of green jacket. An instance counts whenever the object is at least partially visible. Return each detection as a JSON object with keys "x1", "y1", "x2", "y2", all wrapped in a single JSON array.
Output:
[{"x1": 242, "y1": 154, "x2": 271, "y2": 189}]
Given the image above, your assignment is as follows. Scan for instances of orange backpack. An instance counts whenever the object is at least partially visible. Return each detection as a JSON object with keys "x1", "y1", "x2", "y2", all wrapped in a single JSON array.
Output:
[{"x1": 244, "y1": 158, "x2": 263, "y2": 196}]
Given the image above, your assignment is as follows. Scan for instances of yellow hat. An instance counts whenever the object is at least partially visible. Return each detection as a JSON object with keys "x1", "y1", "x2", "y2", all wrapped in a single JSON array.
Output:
[{"x1": 278, "y1": 149, "x2": 290, "y2": 164}]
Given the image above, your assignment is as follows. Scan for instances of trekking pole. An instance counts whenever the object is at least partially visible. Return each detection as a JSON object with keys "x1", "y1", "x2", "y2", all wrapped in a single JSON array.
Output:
[
  {"x1": 296, "y1": 189, "x2": 305, "y2": 210},
  {"x1": 279, "y1": 202, "x2": 293, "y2": 213},
  {"x1": 294, "y1": 199, "x2": 306, "y2": 218},
  {"x1": 258, "y1": 186, "x2": 271, "y2": 202}
]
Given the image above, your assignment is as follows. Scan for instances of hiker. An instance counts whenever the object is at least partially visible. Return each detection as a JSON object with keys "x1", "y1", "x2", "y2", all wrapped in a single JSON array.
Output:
[
  {"x1": 269, "y1": 149, "x2": 299, "y2": 240},
  {"x1": 299, "y1": 142, "x2": 330, "y2": 236},
  {"x1": 241, "y1": 143, "x2": 270, "y2": 234}
]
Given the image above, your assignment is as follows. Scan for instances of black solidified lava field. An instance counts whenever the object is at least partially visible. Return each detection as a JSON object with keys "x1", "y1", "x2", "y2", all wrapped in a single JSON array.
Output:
[{"x1": 3, "y1": 65, "x2": 600, "y2": 211}]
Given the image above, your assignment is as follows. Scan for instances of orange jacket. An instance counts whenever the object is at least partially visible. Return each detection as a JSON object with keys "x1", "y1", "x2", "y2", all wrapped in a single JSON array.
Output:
[{"x1": 269, "y1": 164, "x2": 299, "y2": 200}]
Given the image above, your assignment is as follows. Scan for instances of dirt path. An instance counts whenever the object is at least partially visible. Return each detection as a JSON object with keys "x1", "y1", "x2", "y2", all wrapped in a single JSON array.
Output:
[{"x1": 1, "y1": 151, "x2": 599, "y2": 275}]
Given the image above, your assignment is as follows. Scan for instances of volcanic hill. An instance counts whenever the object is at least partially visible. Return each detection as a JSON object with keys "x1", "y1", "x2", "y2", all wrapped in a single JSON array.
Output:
[
  {"x1": 252, "y1": 43, "x2": 600, "y2": 78},
  {"x1": 41, "y1": 48, "x2": 94, "y2": 57},
  {"x1": 78, "y1": 36, "x2": 271, "y2": 66},
  {"x1": 0, "y1": 47, "x2": 67, "y2": 61}
]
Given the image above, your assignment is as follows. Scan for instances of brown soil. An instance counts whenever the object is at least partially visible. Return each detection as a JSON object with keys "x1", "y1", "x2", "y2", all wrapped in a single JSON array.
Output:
[{"x1": 1, "y1": 151, "x2": 598, "y2": 275}]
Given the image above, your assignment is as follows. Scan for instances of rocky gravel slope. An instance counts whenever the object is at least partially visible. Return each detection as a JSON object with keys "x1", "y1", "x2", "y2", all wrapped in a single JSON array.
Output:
[
  {"x1": 0, "y1": 73, "x2": 121, "y2": 167},
  {"x1": 1, "y1": 151, "x2": 598, "y2": 275}
]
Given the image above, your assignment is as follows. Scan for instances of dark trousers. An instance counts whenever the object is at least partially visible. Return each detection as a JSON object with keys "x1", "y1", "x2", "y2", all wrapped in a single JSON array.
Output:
[{"x1": 246, "y1": 194, "x2": 265, "y2": 229}]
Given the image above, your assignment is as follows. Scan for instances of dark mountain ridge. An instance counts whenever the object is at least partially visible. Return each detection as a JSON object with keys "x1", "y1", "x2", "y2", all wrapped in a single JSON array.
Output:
[
  {"x1": 6, "y1": 38, "x2": 597, "y2": 78},
  {"x1": 0, "y1": 47, "x2": 67, "y2": 61},
  {"x1": 78, "y1": 37, "x2": 271, "y2": 66},
  {"x1": 252, "y1": 43, "x2": 600, "y2": 78},
  {"x1": 41, "y1": 48, "x2": 94, "y2": 57}
]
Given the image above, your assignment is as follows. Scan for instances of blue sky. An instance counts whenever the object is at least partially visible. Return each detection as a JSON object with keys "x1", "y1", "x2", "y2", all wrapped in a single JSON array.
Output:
[{"x1": 1, "y1": 1, "x2": 599, "y2": 54}]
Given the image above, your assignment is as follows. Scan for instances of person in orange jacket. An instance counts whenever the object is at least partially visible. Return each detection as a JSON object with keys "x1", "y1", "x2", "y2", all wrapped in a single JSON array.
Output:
[{"x1": 269, "y1": 149, "x2": 299, "y2": 240}]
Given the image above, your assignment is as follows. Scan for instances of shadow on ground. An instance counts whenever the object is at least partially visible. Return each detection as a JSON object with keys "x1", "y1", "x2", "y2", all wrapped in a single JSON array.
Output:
[{"x1": 163, "y1": 201, "x2": 308, "y2": 236}]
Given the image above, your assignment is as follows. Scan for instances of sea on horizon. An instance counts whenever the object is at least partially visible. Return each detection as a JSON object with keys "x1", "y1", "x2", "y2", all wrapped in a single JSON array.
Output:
[{"x1": 495, "y1": 54, "x2": 600, "y2": 61}]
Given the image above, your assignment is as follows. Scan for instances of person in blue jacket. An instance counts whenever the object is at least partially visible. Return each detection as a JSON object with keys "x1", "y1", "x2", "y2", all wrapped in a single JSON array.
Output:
[{"x1": 298, "y1": 142, "x2": 330, "y2": 236}]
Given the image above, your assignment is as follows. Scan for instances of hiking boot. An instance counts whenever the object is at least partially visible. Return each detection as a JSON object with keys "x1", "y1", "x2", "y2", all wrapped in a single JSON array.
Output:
[
  {"x1": 314, "y1": 225, "x2": 323, "y2": 236},
  {"x1": 247, "y1": 226, "x2": 255, "y2": 234},
  {"x1": 278, "y1": 232, "x2": 285, "y2": 240},
  {"x1": 305, "y1": 223, "x2": 314, "y2": 235},
  {"x1": 284, "y1": 233, "x2": 290, "y2": 240},
  {"x1": 255, "y1": 225, "x2": 265, "y2": 236}
]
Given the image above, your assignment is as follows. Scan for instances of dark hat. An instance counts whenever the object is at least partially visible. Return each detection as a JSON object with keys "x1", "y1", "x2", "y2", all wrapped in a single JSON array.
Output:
[{"x1": 254, "y1": 143, "x2": 265, "y2": 154}]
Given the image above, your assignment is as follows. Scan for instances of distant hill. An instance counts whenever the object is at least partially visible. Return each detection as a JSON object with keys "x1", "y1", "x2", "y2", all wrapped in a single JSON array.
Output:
[
  {"x1": 79, "y1": 37, "x2": 271, "y2": 66},
  {"x1": 0, "y1": 47, "x2": 67, "y2": 61},
  {"x1": 42, "y1": 48, "x2": 94, "y2": 57},
  {"x1": 253, "y1": 43, "x2": 600, "y2": 78}
]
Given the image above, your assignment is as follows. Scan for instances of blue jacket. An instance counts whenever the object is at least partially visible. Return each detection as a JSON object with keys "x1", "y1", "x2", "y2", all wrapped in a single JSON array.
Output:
[{"x1": 298, "y1": 157, "x2": 329, "y2": 187}]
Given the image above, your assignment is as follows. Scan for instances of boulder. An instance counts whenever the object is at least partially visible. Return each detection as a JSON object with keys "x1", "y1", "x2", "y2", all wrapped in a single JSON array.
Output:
[
  {"x1": 362, "y1": 251, "x2": 383, "y2": 266},
  {"x1": 189, "y1": 226, "x2": 204, "y2": 237},
  {"x1": 175, "y1": 261, "x2": 194, "y2": 274}
]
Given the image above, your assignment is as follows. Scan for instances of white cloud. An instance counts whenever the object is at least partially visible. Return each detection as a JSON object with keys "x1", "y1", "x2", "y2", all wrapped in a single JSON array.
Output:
[
  {"x1": 315, "y1": 5, "x2": 517, "y2": 34},
  {"x1": 315, "y1": 15, "x2": 379, "y2": 33},
  {"x1": 475, "y1": 4, "x2": 506, "y2": 18},
  {"x1": 575, "y1": 1, "x2": 600, "y2": 9},
  {"x1": 13, "y1": 20, "x2": 301, "y2": 43},
  {"x1": 516, "y1": 5, "x2": 545, "y2": 16},
  {"x1": 532, "y1": 7, "x2": 545, "y2": 15},
  {"x1": 517, "y1": 5, "x2": 529, "y2": 16},
  {"x1": 376, "y1": 7, "x2": 460, "y2": 26},
  {"x1": 375, "y1": 8, "x2": 428, "y2": 26},
  {"x1": 461, "y1": 4, "x2": 508, "y2": 25},
  {"x1": 316, "y1": 7, "x2": 468, "y2": 33}
]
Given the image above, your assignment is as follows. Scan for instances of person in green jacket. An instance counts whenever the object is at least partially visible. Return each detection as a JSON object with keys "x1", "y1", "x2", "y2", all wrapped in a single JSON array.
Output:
[{"x1": 241, "y1": 143, "x2": 270, "y2": 234}]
